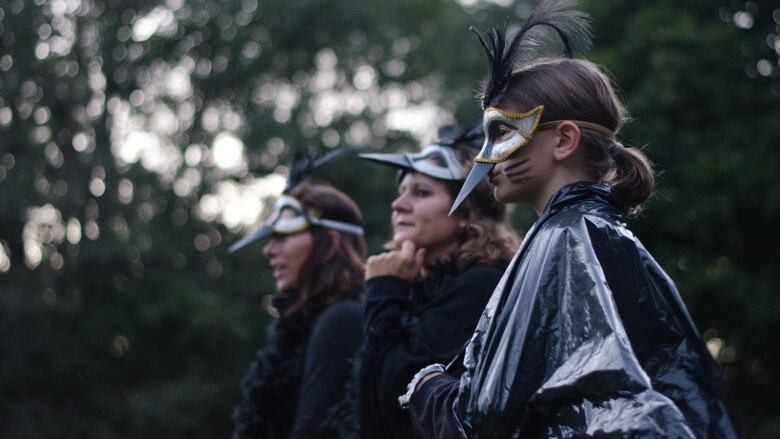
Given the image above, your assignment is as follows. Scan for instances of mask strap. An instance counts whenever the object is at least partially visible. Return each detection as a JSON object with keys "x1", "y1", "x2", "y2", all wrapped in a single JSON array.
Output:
[
  {"x1": 538, "y1": 120, "x2": 616, "y2": 139},
  {"x1": 310, "y1": 217, "x2": 365, "y2": 236}
]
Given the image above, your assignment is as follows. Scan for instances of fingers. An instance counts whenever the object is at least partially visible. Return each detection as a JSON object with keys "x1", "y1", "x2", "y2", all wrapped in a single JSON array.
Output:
[
  {"x1": 414, "y1": 247, "x2": 426, "y2": 274},
  {"x1": 400, "y1": 240, "x2": 416, "y2": 262},
  {"x1": 366, "y1": 254, "x2": 381, "y2": 268},
  {"x1": 366, "y1": 241, "x2": 426, "y2": 281}
]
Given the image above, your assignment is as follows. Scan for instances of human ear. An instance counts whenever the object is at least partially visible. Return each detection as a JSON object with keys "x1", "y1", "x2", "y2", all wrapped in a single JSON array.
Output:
[{"x1": 551, "y1": 121, "x2": 582, "y2": 162}]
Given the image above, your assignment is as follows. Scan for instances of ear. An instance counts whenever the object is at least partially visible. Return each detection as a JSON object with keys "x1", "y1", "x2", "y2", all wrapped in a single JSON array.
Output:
[
  {"x1": 551, "y1": 121, "x2": 582, "y2": 162},
  {"x1": 323, "y1": 230, "x2": 342, "y2": 261}
]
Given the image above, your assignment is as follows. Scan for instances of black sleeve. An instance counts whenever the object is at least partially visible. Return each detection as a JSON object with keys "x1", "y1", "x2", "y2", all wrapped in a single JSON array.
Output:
[
  {"x1": 364, "y1": 267, "x2": 501, "y2": 366},
  {"x1": 409, "y1": 373, "x2": 462, "y2": 439},
  {"x1": 290, "y1": 301, "x2": 363, "y2": 439},
  {"x1": 361, "y1": 267, "x2": 502, "y2": 438}
]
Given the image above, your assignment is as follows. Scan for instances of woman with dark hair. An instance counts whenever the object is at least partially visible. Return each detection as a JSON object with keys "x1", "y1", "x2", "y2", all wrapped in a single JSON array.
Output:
[
  {"x1": 230, "y1": 153, "x2": 367, "y2": 439},
  {"x1": 342, "y1": 125, "x2": 520, "y2": 439},
  {"x1": 406, "y1": 2, "x2": 737, "y2": 438}
]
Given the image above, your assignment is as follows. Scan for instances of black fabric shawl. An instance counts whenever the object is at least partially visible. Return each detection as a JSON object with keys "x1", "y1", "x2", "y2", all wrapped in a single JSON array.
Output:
[
  {"x1": 447, "y1": 182, "x2": 737, "y2": 438},
  {"x1": 232, "y1": 296, "x2": 362, "y2": 439},
  {"x1": 232, "y1": 296, "x2": 311, "y2": 439},
  {"x1": 344, "y1": 263, "x2": 505, "y2": 439}
]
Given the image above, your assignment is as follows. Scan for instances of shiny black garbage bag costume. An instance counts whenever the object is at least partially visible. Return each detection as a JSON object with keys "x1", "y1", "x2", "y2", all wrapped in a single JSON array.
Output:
[
  {"x1": 409, "y1": 2, "x2": 736, "y2": 437},
  {"x1": 411, "y1": 183, "x2": 737, "y2": 438}
]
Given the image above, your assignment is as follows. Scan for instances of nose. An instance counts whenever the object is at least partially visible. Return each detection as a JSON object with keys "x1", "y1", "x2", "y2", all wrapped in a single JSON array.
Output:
[
  {"x1": 263, "y1": 239, "x2": 280, "y2": 258},
  {"x1": 391, "y1": 191, "x2": 412, "y2": 213}
]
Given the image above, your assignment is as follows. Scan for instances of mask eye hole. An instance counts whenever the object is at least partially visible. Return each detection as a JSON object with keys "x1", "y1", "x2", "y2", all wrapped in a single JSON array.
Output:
[
  {"x1": 488, "y1": 122, "x2": 516, "y2": 143},
  {"x1": 421, "y1": 152, "x2": 446, "y2": 168},
  {"x1": 279, "y1": 206, "x2": 300, "y2": 219}
]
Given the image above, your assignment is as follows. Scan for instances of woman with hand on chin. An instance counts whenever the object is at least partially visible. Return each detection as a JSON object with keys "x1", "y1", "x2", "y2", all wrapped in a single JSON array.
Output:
[{"x1": 343, "y1": 125, "x2": 519, "y2": 439}]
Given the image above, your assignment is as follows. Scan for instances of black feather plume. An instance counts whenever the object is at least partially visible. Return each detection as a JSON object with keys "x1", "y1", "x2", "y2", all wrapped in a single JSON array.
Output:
[
  {"x1": 452, "y1": 122, "x2": 484, "y2": 149},
  {"x1": 472, "y1": 0, "x2": 593, "y2": 109},
  {"x1": 436, "y1": 123, "x2": 484, "y2": 150},
  {"x1": 285, "y1": 148, "x2": 352, "y2": 192}
]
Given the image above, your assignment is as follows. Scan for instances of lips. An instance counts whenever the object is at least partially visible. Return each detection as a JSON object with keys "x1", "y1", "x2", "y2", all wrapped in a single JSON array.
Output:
[
  {"x1": 270, "y1": 262, "x2": 287, "y2": 279},
  {"x1": 488, "y1": 169, "x2": 500, "y2": 185}
]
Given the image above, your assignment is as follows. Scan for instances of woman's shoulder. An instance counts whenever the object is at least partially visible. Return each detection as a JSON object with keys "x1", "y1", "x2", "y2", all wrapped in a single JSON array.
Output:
[
  {"x1": 442, "y1": 264, "x2": 506, "y2": 298},
  {"x1": 455, "y1": 264, "x2": 506, "y2": 282},
  {"x1": 543, "y1": 202, "x2": 625, "y2": 238},
  {"x1": 312, "y1": 299, "x2": 363, "y2": 335},
  {"x1": 535, "y1": 205, "x2": 646, "y2": 266}
]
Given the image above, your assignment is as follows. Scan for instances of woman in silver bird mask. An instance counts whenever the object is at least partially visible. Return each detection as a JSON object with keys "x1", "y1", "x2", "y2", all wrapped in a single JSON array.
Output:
[{"x1": 338, "y1": 125, "x2": 520, "y2": 439}]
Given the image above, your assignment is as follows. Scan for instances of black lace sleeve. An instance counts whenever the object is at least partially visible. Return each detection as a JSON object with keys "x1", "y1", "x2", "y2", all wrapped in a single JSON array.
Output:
[{"x1": 358, "y1": 267, "x2": 503, "y2": 438}]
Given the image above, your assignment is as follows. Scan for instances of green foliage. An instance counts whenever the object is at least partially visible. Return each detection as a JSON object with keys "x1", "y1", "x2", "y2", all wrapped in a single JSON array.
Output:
[{"x1": 0, "y1": 0, "x2": 778, "y2": 437}]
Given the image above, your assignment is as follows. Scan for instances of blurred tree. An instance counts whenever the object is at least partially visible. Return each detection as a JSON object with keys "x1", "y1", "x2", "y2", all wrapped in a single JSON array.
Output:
[
  {"x1": 0, "y1": 0, "x2": 502, "y2": 437},
  {"x1": 0, "y1": 0, "x2": 777, "y2": 437}
]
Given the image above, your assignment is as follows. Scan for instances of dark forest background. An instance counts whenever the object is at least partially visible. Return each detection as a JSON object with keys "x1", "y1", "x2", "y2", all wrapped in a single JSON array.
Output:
[{"x1": 1, "y1": 0, "x2": 778, "y2": 437}]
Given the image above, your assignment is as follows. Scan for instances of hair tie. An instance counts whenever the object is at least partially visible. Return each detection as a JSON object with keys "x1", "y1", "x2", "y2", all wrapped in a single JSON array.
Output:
[{"x1": 609, "y1": 141, "x2": 624, "y2": 158}]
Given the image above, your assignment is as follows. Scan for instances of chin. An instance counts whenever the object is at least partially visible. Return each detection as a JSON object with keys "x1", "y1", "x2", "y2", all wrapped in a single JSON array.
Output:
[
  {"x1": 393, "y1": 232, "x2": 415, "y2": 245},
  {"x1": 493, "y1": 186, "x2": 511, "y2": 203},
  {"x1": 495, "y1": 185, "x2": 526, "y2": 204}
]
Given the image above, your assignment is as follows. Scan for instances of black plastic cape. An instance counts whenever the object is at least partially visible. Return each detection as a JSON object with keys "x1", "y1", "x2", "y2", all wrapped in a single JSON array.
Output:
[{"x1": 450, "y1": 182, "x2": 737, "y2": 438}]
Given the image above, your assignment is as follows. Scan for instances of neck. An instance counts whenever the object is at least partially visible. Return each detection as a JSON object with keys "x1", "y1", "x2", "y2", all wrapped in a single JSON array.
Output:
[
  {"x1": 423, "y1": 240, "x2": 458, "y2": 267},
  {"x1": 532, "y1": 168, "x2": 595, "y2": 215}
]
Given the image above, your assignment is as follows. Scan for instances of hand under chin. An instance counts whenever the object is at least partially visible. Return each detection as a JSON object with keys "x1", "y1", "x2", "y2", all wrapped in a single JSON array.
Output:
[{"x1": 393, "y1": 233, "x2": 418, "y2": 248}]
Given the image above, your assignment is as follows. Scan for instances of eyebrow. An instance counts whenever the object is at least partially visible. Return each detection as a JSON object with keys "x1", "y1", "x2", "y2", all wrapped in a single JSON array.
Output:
[{"x1": 487, "y1": 116, "x2": 518, "y2": 127}]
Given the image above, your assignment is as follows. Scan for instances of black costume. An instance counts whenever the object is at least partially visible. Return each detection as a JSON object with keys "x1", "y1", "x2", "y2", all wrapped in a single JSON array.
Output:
[
  {"x1": 232, "y1": 296, "x2": 363, "y2": 439},
  {"x1": 229, "y1": 150, "x2": 366, "y2": 438},
  {"x1": 348, "y1": 264, "x2": 504, "y2": 439},
  {"x1": 344, "y1": 123, "x2": 509, "y2": 438},
  {"x1": 408, "y1": 183, "x2": 737, "y2": 438}
]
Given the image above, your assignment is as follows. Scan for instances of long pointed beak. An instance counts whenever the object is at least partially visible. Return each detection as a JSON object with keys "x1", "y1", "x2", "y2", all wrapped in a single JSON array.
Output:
[
  {"x1": 228, "y1": 225, "x2": 274, "y2": 253},
  {"x1": 449, "y1": 162, "x2": 493, "y2": 216}
]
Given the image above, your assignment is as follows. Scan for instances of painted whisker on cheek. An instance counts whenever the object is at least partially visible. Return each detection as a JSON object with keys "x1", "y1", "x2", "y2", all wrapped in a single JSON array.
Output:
[
  {"x1": 505, "y1": 171, "x2": 530, "y2": 180},
  {"x1": 504, "y1": 165, "x2": 531, "y2": 178},
  {"x1": 510, "y1": 175, "x2": 531, "y2": 182},
  {"x1": 503, "y1": 158, "x2": 530, "y2": 172}
]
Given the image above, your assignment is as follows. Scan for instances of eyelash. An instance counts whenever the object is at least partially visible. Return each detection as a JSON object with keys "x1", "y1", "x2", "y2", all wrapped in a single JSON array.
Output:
[
  {"x1": 399, "y1": 186, "x2": 431, "y2": 197},
  {"x1": 492, "y1": 124, "x2": 513, "y2": 137}
]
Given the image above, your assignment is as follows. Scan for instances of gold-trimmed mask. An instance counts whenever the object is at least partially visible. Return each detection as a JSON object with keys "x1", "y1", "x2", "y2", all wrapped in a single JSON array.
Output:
[{"x1": 476, "y1": 105, "x2": 545, "y2": 164}]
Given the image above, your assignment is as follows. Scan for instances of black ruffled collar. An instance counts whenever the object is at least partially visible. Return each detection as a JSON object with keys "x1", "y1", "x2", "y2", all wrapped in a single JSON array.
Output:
[{"x1": 424, "y1": 259, "x2": 461, "y2": 281}]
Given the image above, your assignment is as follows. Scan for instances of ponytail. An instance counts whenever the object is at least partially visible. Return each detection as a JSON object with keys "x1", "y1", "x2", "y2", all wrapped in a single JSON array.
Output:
[
  {"x1": 608, "y1": 144, "x2": 655, "y2": 214},
  {"x1": 503, "y1": 58, "x2": 656, "y2": 214}
]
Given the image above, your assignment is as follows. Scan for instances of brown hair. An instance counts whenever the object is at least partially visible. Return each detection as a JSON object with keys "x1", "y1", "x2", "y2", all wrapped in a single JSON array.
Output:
[
  {"x1": 395, "y1": 144, "x2": 520, "y2": 271},
  {"x1": 502, "y1": 58, "x2": 655, "y2": 214},
  {"x1": 285, "y1": 183, "x2": 366, "y2": 316}
]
